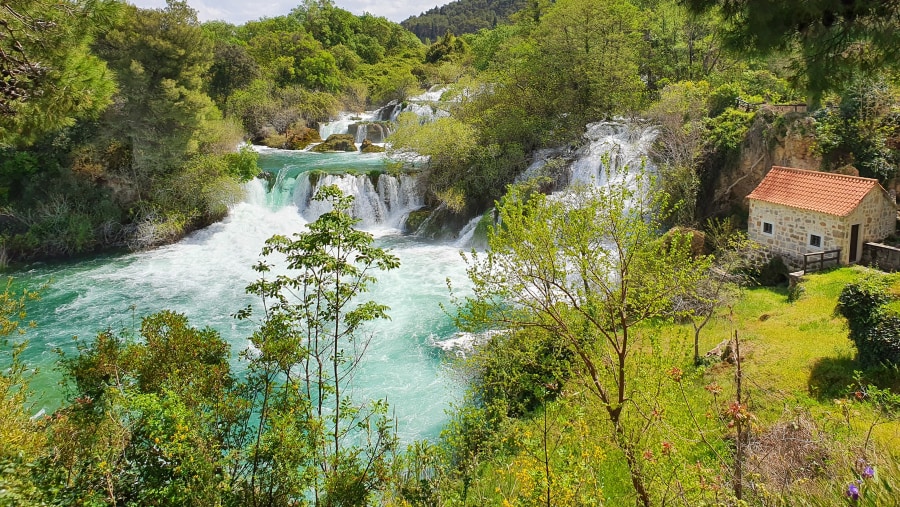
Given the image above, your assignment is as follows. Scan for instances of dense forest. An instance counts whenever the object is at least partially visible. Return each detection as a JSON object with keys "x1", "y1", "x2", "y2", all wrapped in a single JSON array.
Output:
[
  {"x1": 3, "y1": 0, "x2": 900, "y2": 505},
  {"x1": 401, "y1": 0, "x2": 526, "y2": 42},
  {"x1": 0, "y1": 0, "x2": 426, "y2": 263}
]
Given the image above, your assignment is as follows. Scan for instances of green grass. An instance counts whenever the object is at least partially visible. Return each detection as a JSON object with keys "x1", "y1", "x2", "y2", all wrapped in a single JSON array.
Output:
[{"x1": 446, "y1": 266, "x2": 900, "y2": 506}]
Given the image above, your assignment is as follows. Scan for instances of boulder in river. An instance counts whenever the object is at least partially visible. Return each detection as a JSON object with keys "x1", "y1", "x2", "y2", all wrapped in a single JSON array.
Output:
[
  {"x1": 312, "y1": 134, "x2": 357, "y2": 152},
  {"x1": 360, "y1": 139, "x2": 385, "y2": 153}
]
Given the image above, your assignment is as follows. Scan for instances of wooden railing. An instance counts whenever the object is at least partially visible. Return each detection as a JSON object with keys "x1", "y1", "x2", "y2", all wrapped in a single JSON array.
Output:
[{"x1": 803, "y1": 249, "x2": 841, "y2": 273}]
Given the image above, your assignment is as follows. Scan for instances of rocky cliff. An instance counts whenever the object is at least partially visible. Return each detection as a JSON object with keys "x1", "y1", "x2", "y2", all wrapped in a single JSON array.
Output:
[{"x1": 700, "y1": 109, "x2": 822, "y2": 220}]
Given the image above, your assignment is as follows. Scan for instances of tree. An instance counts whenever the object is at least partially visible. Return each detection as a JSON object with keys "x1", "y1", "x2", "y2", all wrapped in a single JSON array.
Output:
[
  {"x1": 0, "y1": 279, "x2": 43, "y2": 503},
  {"x1": 641, "y1": 0, "x2": 726, "y2": 90},
  {"x1": 670, "y1": 225, "x2": 754, "y2": 364},
  {"x1": 47, "y1": 311, "x2": 236, "y2": 505},
  {"x1": 95, "y1": 0, "x2": 217, "y2": 178},
  {"x1": 683, "y1": 0, "x2": 900, "y2": 103},
  {"x1": 0, "y1": 0, "x2": 118, "y2": 147},
  {"x1": 813, "y1": 78, "x2": 900, "y2": 182},
  {"x1": 207, "y1": 41, "x2": 260, "y2": 109},
  {"x1": 457, "y1": 167, "x2": 711, "y2": 506},
  {"x1": 530, "y1": 0, "x2": 646, "y2": 125},
  {"x1": 238, "y1": 185, "x2": 400, "y2": 505},
  {"x1": 388, "y1": 113, "x2": 480, "y2": 212}
]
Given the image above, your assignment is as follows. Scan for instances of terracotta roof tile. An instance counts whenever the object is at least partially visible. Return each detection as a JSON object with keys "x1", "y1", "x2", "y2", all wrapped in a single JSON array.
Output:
[{"x1": 747, "y1": 166, "x2": 887, "y2": 216}]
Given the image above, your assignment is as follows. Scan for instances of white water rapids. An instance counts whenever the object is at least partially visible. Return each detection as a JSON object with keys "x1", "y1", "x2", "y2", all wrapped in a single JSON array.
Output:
[{"x1": 10, "y1": 119, "x2": 657, "y2": 442}]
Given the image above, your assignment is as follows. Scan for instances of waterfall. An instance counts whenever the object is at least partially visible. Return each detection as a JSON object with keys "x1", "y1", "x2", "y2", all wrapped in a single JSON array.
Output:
[
  {"x1": 568, "y1": 121, "x2": 658, "y2": 187},
  {"x1": 454, "y1": 214, "x2": 484, "y2": 249},
  {"x1": 244, "y1": 177, "x2": 268, "y2": 206},
  {"x1": 319, "y1": 112, "x2": 375, "y2": 139},
  {"x1": 285, "y1": 171, "x2": 426, "y2": 230},
  {"x1": 373, "y1": 86, "x2": 452, "y2": 123}
]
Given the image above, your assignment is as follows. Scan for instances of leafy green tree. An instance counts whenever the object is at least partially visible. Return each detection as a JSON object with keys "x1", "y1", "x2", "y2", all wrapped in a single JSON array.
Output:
[
  {"x1": 640, "y1": 0, "x2": 728, "y2": 92},
  {"x1": 425, "y1": 31, "x2": 469, "y2": 64},
  {"x1": 95, "y1": 0, "x2": 218, "y2": 177},
  {"x1": 457, "y1": 168, "x2": 711, "y2": 506},
  {"x1": 207, "y1": 41, "x2": 260, "y2": 109},
  {"x1": 530, "y1": 0, "x2": 646, "y2": 125},
  {"x1": 0, "y1": 279, "x2": 43, "y2": 504},
  {"x1": 813, "y1": 78, "x2": 899, "y2": 182},
  {"x1": 388, "y1": 113, "x2": 480, "y2": 212},
  {"x1": 683, "y1": 0, "x2": 900, "y2": 103},
  {"x1": 46, "y1": 310, "x2": 236, "y2": 505},
  {"x1": 0, "y1": 0, "x2": 118, "y2": 147},
  {"x1": 238, "y1": 185, "x2": 400, "y2": 505}
]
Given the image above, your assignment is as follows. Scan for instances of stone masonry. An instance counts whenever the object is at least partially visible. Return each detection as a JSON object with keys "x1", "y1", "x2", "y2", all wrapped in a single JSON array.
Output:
[{"x1": 748, "y1": 187, "x2": 896, "y2": 269}]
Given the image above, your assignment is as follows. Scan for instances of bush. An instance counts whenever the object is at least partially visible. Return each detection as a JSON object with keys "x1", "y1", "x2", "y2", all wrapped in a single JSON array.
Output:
[
  {"x1": 704, "y1": 108, "x2": 756, "y2": 155},
  {"x1": 708, "y1": 83, "x2": 742, "y2": 117},
  {"x1": 470, "y1": 328, "x2": 572, "y2": 418},
  {"x1": 837, "y1": 276, "x2": 900, "y2": 367}
]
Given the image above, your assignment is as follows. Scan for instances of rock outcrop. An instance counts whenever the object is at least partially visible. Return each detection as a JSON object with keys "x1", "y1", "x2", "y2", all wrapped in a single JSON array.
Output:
[
  {"x1": 312, "y1": 134, "x2": 357, "y2": 152},
  {"x1": 285, "y1": 125, "x2": 322, "y2": 150},
  {"x1": 360, "y1": 139, "x2": 385, "y2": 153},
  {"x1": 701, "y1": 111, "x2": 822, "y2": 219}
]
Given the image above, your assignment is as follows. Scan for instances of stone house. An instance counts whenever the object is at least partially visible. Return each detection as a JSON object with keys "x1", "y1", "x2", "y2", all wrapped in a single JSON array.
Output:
[{"x1": 747, "y1": 166, "x2": 897, "y2": 268}]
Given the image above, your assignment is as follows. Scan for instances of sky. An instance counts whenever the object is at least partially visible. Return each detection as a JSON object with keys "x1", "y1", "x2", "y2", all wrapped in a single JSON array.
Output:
[{"x1": 127, "y1": 0, "x2": 442, "y2": 24}]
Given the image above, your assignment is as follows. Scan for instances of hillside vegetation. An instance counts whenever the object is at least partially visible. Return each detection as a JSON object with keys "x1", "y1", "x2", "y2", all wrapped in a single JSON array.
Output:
[
  {"x1": 401, "y1": 0, "x2": 526, "y2": 42},
  {"x1": 2, "y1": 0, "x2": 900, "y2": 505}
]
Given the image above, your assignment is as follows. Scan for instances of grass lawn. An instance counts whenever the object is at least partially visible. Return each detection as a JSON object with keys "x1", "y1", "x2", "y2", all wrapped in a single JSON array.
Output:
[
  {"x1": 698, "y1": 265, "x2": 900, "y2": 451},
  {"x1": 446, "y1": 266, "x2": 900, "y2": 506}
]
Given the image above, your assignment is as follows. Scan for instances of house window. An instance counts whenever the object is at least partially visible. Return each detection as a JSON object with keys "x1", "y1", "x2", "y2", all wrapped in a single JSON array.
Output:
[
  {"x1": 762, "y1": 222, "x2": 773, "y2": 235},
  {"x1": 809, "y1": 234, "x2": 822, "y2": 248}
]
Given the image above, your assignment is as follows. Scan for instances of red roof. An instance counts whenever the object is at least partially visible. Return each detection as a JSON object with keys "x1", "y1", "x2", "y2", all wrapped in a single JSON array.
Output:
[{"x1": 747, "y1": 166, "x2": 889, "y2": 216}]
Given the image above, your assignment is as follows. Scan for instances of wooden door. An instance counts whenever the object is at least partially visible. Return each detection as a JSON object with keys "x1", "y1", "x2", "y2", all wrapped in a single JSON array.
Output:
[{"x1": 850, "y1": 224, "x2": 860, "y2": 263}]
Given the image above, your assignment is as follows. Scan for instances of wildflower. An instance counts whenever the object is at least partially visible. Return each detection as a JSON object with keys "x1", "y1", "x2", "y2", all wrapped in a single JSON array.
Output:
[
  {"x1": 862, "y1": 466, "x2": 875, "y2": 479},
  {"x1": 661, "y1": 441, "x2": 674, "y2": 456},
  {"x1": 846, "y1": 482, "x2": 860, "y2": 501},
  {"x1": 704, "y1": 383, "x2": 722, "y2": 395},
  {"x1": 668, "y1": 367, "x2": 683, "y2": 382},
  {"x1": 642, "y1": 449, "x2": 655, "y2": 462}
]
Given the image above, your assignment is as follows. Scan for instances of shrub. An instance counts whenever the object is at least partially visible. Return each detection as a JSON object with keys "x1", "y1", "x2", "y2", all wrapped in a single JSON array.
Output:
[
  {"x1": 470, "y1": 328, "x2": 573, "y2": 418},
  {"x1": 708, "y1": 83, "x2": 742, "y2": 117},
  {"x1": 837, "y1": 276, "x2": 900, "y2": 367},
  {"x1": 704, "y1": 108, "x2": 756, "y2": 156}
]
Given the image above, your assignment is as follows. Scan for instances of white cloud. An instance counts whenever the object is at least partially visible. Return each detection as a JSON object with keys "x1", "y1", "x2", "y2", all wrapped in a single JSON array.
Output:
[{"x1": 128, "y1": 0, "x2": 440, "y2": 24}]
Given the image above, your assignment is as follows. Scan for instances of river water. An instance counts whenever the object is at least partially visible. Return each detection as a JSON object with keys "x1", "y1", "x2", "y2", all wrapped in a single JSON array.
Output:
[
  {"x1": 10, "y1": 118, "x2": 656, "y2": 442},
  {"x1": 11, "y1": 147, "x2": 469, "y2": 442}
]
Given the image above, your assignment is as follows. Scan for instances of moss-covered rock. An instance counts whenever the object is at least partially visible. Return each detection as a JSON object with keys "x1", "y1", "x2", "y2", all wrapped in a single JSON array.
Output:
[
  {"x1": 260, "y1": 133, "x2": 287, "y2": 149},
  {"x1": 312, "y1": 134, "x2": 356, "y2": 152},
  {"x1": 360, "y1": 139, "x2": 385, "y2": 153},
  {"x1": 285, "y1": 124, "x2": 322, "y2": 150},
  {"x1": 403, "y1": 209, "x2": 431, "y2": 234}
]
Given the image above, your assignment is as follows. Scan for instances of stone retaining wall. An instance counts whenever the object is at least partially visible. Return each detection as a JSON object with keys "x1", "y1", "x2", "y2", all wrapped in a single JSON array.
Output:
[{"x1": 862, "y1": 243, "x2": 900, "y2": 272}]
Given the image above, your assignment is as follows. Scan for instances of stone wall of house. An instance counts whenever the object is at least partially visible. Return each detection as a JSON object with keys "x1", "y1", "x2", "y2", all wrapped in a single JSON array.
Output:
[
  {"x1": 748, "y1": 188, "x2": 896, "y2": 268},
  {"x1": 846, "y1": 189, "x2": 896, "y2": 245},
  {"x1": 748, "y1": 200, "x2": 846, "y2": 269}
]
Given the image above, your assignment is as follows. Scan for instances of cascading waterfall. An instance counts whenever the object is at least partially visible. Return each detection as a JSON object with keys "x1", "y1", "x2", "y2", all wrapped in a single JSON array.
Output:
[
  {"x1": 373, "y1": 85, "x2": 452, "y2": 123},
  {"x1": 439, "y1": 120, "x2": 657, "y2": 355},
  {"x1": 12, "y1": 147, "x2": 465, "y2": 443},
  {"x1": 454, "y1": 215, "x2": 483, "y2": 248},
  {"x1": 568, "y1": 121, "x2": 658, "y2": 187},
  {"x1": 319, "y1": 112, "x2": 374, "y2": 139},
  {"x1": 10, "y1": 118, "x2": 659, "y2": 443},
  {"x1": 293, "y1": 172, "x2": 426, "y2": 229}
]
